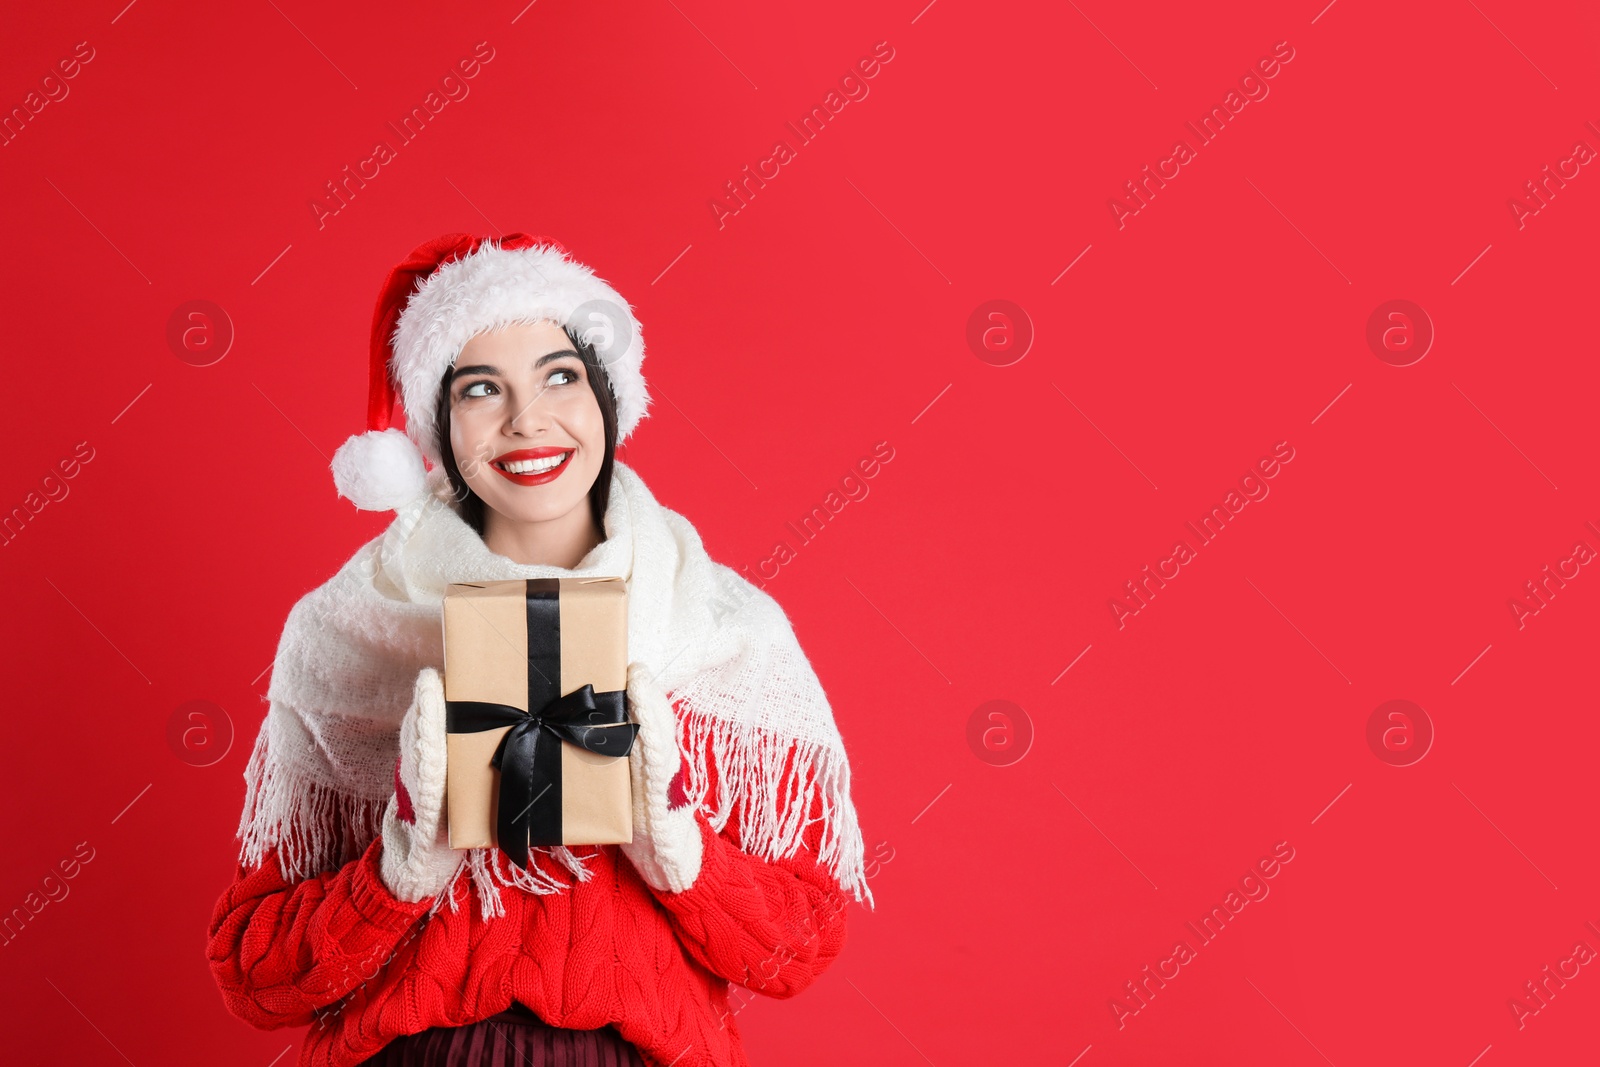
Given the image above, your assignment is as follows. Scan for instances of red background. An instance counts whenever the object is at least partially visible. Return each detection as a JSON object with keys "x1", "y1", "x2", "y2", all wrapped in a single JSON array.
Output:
[{"x1": 2, "y1": 1, "x2": 1597, "y2": 1063}]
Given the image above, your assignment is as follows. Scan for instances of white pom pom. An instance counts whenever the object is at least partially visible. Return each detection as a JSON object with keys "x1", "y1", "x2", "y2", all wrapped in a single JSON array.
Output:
[{"x1": 330, "y1": 428, "x2": 428, "y2": 511}]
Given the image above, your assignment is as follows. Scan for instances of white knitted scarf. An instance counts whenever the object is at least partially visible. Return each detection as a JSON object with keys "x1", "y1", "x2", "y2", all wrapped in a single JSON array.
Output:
[{"x1": 235, "y1": 462, "x2": 869, "y2": 918}]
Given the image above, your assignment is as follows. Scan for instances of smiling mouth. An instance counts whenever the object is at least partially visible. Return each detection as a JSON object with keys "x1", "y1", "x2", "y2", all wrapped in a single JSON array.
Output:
[
  {"x1": 495, "y1": 452, "x2": 570, "y2": 475},
  {"x1": 490, "y1": 449, "x2": 575, "y2": 486}
]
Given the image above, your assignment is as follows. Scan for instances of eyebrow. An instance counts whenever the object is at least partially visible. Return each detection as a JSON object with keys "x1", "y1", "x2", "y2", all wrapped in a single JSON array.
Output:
[{"x1": 453, "y1": 350, "x2": 582, "y2": 379}]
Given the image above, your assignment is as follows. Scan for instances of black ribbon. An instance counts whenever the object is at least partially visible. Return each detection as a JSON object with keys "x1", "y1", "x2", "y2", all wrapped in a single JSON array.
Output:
[
  {"x1": 447, "y1": 685, "x2": 635, "y2": 867},
  {"x1": 445, "y1": 580, "x2": 635, "y2": 868}
]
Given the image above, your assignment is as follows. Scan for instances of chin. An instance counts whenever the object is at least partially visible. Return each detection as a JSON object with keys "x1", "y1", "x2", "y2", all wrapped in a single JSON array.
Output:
[
  {"x1": 488, "y1": 495, "x2": 587, "y2": 525},
  {"x1": 473, "y1": 483, "x2": 588, "y2": 524}
]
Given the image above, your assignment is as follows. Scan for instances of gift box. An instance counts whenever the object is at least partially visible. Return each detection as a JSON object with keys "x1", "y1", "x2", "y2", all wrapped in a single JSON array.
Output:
[{"x1": 442, "y1": 577, "x2": 636, "y2": 865}]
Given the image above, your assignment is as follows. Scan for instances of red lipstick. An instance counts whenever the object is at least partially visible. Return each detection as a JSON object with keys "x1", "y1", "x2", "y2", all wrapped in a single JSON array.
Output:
[{"x1": 490, "y1": 446, "x2": 574, "y2": 486}]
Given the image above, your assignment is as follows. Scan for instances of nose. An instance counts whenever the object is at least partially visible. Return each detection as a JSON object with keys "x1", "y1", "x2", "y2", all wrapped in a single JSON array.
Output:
[{"x1": 505, "y1": 385, "x2": 553, "y2": 436}]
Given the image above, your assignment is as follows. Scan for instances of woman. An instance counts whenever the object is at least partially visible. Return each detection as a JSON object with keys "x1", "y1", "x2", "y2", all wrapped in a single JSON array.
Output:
[{"x1": 207, "y1": 234, "x2": 871, "y2": 1067}]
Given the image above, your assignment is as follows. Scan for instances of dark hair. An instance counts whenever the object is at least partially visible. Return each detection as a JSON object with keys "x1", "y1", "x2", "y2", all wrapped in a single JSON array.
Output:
[{"x1": 434, "y1": 324, "x2": 618, "y2": 539}]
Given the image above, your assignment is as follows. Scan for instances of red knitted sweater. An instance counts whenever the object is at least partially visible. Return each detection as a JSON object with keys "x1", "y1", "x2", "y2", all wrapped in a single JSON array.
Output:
[{"x1": 207, "y1": 738, "x2": 852, "y2": 1067}]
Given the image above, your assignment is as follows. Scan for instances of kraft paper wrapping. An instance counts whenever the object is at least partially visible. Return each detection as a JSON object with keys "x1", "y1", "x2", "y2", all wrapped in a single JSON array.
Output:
[{"x1": 442, "y1": 577, "x2": 633, "y2": 850}]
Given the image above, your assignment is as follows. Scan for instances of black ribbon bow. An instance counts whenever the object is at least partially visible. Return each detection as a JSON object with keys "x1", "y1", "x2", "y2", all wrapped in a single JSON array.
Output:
[{"x1": 446, "y1": 684, "x2": 637, "y2": 868}]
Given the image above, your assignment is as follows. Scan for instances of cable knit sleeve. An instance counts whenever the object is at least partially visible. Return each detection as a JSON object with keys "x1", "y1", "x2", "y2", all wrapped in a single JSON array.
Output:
[
  {"x1": 645, "y1": 745, "x2": 853, "y2": 1000},
  {"x1": 206, "y1": 833, "x2": 432, "y2": 1029}
]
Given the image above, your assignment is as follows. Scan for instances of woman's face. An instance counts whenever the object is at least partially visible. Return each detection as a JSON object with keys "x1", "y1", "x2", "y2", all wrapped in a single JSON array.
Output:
[{"x1": 447, "y1": 320, "x2": 606, "y2": 528}]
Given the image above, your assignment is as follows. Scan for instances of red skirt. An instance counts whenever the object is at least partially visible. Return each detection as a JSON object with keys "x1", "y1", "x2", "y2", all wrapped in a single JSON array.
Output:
[{"x1": 354, "y1": 1001, "x2": 647, "y2": 1067}]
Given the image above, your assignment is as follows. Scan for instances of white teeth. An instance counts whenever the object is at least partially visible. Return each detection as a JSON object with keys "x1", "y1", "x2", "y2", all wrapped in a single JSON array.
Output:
[{"x1": 499, "y1": 452, "x2": 568, "y2": 474}]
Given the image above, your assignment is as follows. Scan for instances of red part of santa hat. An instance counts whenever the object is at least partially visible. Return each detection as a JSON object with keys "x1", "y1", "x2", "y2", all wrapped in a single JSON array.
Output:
[{"x1": 331, "y1": 233, "x2": 649, "y2": 511}]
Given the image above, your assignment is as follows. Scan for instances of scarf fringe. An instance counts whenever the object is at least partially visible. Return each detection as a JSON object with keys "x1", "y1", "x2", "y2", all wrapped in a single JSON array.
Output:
[
  {"x1": 240, "y1": 719, "x2": 600, "y2": 918},
  {"x1": 236, "y1": 725, "x2": 388, "y2": 883},
  {"x1": 678, "y1": 700, "x2": 872, "y2": 906},
  {"x1": 452, "y1": 845, "x2": 594, "y2": 919},
  {"x1": 239, "y1": 703, "x2": 871, "y2": 912}
]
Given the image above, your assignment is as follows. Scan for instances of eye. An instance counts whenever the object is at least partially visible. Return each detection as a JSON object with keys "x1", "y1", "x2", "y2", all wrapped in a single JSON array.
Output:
[
  {"x1": 547, "y1": 367, "x2": 581, "y2": 386},
  {"x1": 459, "y1": 380, "x2": 495, "y2": 399}
]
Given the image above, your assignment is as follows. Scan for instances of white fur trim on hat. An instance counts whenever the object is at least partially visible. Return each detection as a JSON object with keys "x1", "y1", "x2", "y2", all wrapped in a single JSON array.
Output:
[
  {"x1": 331, "y1": 427, "x2": 429, "y2": 511},
  {"x1": 391, "y1": 241, "x2": 648, "y2": 468}
]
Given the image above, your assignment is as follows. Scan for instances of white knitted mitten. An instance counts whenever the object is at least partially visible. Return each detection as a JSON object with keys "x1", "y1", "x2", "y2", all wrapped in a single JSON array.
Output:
[
  {"x1": 619, "y1": 664, "x2": 704, "y2": 893},
  {"x1": 378, "y1": 667, "x2": 464, "y2": 903}
]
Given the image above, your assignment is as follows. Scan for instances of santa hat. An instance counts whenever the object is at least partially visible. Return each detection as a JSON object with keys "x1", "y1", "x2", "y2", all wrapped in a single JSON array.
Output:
[{"x1": 330, "y1": 232, "x2": 649, "y2": 511}]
